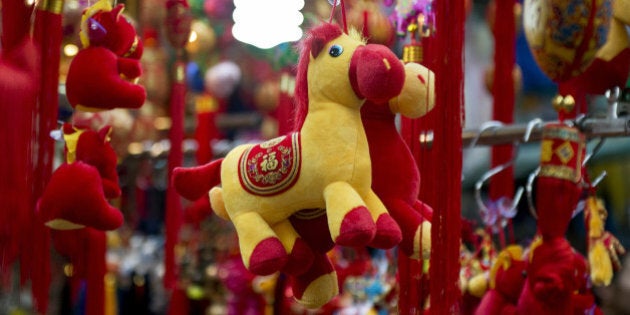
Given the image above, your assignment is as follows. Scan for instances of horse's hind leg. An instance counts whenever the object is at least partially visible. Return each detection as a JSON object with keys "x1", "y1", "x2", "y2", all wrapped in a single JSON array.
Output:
[
  {"x1": 363, "y1": 190, "x2": 402, "y2": 249},
  {"x1": 291, "y1": 253, "x2": 339, "y2": 309},
  {"x1": 383, "y1": 198, "x2": 430, "y2": 259},
  {"x1": 272, "y1": 220, "x2": 315, "y2": 276},
  {"x1": 209, "y1": 187, "x2": 228, "y2": 220},
  {"x1": 231, "y1": 211, "x2": 288, "y2": 275},
  {"x1": 412, "y1": 200, "x2": 432, "y2": 259},
  {"x1": 323, "y1": 181, "x2": 375, "y2": 246}
]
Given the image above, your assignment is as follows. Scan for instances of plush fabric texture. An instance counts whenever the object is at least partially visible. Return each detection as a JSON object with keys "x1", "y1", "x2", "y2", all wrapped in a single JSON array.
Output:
[
  {"x1": 38, "y1": 125, "x2": 123, "y2": 231},
  {"x1": 66, "y1": 47, "x2": 145, "y2": 111},
  {"x1": 74, "y1": 126, "x2": 121, "y2": 199},
  {"x1": 85, "y1": 4, "x2": 143, "y2": 58},
  {"x1": 173, "y1": 23, "x2": 405, "y2": 284},
  {"x1": 290, "y1": 254, "x2": 338, "y2": 309},
  {"x1": 475, "y1": 246, "x2": 526, "y2": 315},
  {"x1": 173, "y1": 158, "x2": 223, "y2": 201},
  {"x1": 66, "y1": 2, "x2": 145, "y2": 111},
  {"x1": 517, "y1": 238, "x2": 576, "y2": 315},
  {"x1": 37, "y1": 162, "x2": 123, "y2": 230},
  {"x1": 278, "y1": 61, "x2": 436, "y2": 308}
]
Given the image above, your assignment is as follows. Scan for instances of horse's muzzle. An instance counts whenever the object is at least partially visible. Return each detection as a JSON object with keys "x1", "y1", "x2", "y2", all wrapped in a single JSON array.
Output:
[{"x1": 349, "y1": 44, "x2": 405, "y2": 104}]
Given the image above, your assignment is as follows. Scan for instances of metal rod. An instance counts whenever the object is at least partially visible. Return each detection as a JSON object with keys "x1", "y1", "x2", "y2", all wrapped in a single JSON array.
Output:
[{"x1": 419, "y1": 117, "x2": 630, "y2": 147}]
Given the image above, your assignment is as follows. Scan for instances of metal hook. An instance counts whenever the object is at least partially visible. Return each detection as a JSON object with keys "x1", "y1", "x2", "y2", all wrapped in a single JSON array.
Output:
[
  {"x1": 469, "y1": 120, "x2": 504, "y2": 149},
  {"x1": 592, "y1": 170, "x2": 607, "y2": 187},
  {"x1": 523, "y1": 118, "x2": 544, "y2": 142},
  {"x1": 606, "y1": 87, "x2": 621, "y2": 120},
  {"x1": 525, "y1": 166, "x2": 586, "y2": 219},
  {"x1": 525, "y1": 166, "x2": 540, "y2": 219},
  {"x1": 582, "y1": 137, "x2": 608, "y2": 189},
  {"x1": 474, "y1": 143, "x2": 524, "y2": 226},
  {"x1": 525, "y1": 136, "x2": 604, "y2": 220},
  {"x1": 583, "y1": 137, "x2": 606, "y2": 166}
]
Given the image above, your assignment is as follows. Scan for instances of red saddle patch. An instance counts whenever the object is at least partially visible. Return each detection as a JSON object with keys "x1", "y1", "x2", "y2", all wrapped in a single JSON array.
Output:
[{"x1": 238, "y1": 133, "x2": 301, "y2": 196}]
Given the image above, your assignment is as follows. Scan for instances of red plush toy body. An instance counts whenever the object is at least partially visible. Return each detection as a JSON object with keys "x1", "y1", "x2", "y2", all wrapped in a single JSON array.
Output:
[
  {"x1": 66, "y1": 0, "x2": 145, "y2": 111},
  {"x1": 475, "y1": 245, "x2": 526, "y2": 315},
  {"x1": 37, "y1": 124, "x2": 123, "y2": 231},
  {"x1": 287, "y1": 61, "x2": 436, "y2": 307},
  {"x1": 37, "y1": 123, "x2": 123, "y2": 315},
  {"x1": 359, "y1": 93, "x2": 433, "y2": 259}
]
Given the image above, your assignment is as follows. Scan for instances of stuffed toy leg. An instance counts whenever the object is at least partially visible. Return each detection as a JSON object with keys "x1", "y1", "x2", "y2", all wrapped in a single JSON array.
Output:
[
  {"x1": 274, "y1": 62, "x2": 436, "y2": 308},
  {"x1": 174, "y1": 161, "x2": 317, "y2": 276},
  {"x1": 174, "y1": 23, "x2": 405, "y2": 277}
]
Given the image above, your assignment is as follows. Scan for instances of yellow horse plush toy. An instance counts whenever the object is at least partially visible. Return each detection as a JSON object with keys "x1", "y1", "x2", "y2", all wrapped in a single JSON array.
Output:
[{"x1": 174, "y1": 23, "x2": 405, "y2": 276}]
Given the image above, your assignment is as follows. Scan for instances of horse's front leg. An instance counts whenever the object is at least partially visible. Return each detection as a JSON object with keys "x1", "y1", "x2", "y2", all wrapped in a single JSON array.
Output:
[
  {"x1": 231, "y1": 211, "x2": 287, "y2": 276},
  {"x1": 323, "y1": 181, "x2": 376, "y2": 246},
  {"x1": 271, "y1": 220, "x2": 315, "y2": 276},
  {"x1": 383, "y1": 198, "x2": 432, "y2": 259},
  {"x1": 363, "y1": 191, "x2": 402, "y2": 250}
]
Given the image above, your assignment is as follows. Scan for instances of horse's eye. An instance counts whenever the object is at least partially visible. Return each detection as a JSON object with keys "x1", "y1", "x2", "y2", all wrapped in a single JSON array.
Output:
[{"x1": 329, "y1": 44, "x2": 343, "y2": 57}]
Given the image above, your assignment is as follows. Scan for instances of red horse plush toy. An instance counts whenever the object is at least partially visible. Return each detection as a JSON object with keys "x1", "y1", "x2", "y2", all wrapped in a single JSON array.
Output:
[
  {"x1": 37, "y1": 124, "x2": 123, "y2": 230},
  {"x1": 66, "y1": 0, "x2": 145, "y2": 111}
]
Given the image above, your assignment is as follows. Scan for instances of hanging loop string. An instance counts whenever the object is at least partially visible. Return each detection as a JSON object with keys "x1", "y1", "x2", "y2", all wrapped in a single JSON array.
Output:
[{"x1": 328, "y1": 0, "x2": 348, "y2": 34}]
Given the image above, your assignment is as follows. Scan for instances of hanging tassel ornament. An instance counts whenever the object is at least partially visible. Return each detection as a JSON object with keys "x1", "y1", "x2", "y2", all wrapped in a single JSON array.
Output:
[
  {"x1": 584, "y1": 196, "x2": 626, "y2": 286},
  {"x1": 395, "y1": 2, "x2": 436, "y2": 313},
  {"x1": 399, "y1": 0, "x2": 465, "y2": 313},
  {"x1": 487, "y1": 0, "x2": 518, "y2": 247},
  {"x1": 31, "y1": 0, "x2": 67, "y2": 311},
  {"x1": 164, "y1": 0, "x2": 192, "y2": 293},
  {"x1": 516, "y1": 124, "x2": 585, "y2": 315},
  {"x1": 0, "y1": 0, "x2": 51, "y2": 311}
]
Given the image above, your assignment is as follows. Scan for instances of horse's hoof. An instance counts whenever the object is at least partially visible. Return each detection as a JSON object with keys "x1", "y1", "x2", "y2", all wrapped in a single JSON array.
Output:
[
  {"x1": 399, "y1": 220, "x2": 431, "y2": 259},
  {"x1": 335, "y1": 206, "x2": 376, "y2": 246},
  {"x1": 282, "y1": 238, "x2": 315, "y2": 276},
  {"x1": 369, "y1": 213, "x2": 402, "y2": 249},
  {"x1": 293, "y1": 272, "x2": 339, "y2": 309},
  {"x1": 291, "y1": 255, "x2": 338, "y2": 309},
  {"x1": 248, "y1": 237, "x2": 288, "y2": 275}
]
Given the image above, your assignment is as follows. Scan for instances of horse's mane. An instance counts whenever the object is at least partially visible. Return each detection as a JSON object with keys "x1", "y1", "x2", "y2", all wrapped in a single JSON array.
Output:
[{"x1": 291, "y1": 23, "x2": 343, "y2": 131}]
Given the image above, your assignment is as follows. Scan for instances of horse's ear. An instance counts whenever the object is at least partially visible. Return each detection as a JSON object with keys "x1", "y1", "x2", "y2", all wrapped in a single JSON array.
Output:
[
  {"x1": 98, "y1": 125, "x2": 113, "y2": 143},
  {"x1": 310, "y1": 36, "x2": 327, "y2": 59},
  {"x1": 112, "y1": 4, "x2": 125, "y2": 19}
]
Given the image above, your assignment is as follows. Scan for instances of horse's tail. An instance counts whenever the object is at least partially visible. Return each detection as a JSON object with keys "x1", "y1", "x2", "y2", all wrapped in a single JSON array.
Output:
[{"x1": 172, "y1": 158, "x2": 223, "y2": 201}]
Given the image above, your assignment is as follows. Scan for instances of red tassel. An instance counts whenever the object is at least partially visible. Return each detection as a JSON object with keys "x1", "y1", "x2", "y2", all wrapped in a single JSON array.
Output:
[
  {"x1": 0, "y1": 0, "x2": 38, "y2": 280},
  {"x1": 408, "y1": 0, "x2": 466, "y2": 312},
  {"x1": 164, "y1": 62, "x2": 186, "y2": 289},
  {"x1": 29, "y1": 5, "x2": 64, "y2": 311},
  {"x1": 85, "y1": 228, "x2": 107, "y2": 315},
  {"x1": 194, "y1": 95, "x2": 222, "y2": 165},
  {"x1": 489, "y1": 0, "x2": 516, "y2": 202},
  {"x1": 164, "y1": 0, "x2": 190, "y2": 289},
  {"x1": 168, "y1": 286, "x2": 190, "y2": 315}
]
